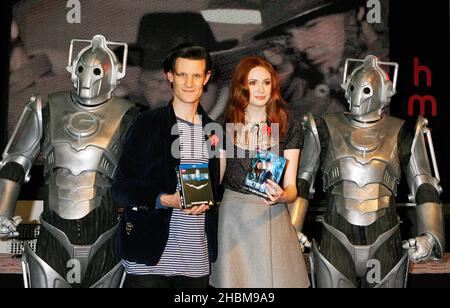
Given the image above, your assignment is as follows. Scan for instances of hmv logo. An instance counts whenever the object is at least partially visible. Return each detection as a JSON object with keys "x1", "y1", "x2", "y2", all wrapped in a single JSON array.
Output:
[{"x1": 408, "y1": 58, "x2": 437, "y2": 117}]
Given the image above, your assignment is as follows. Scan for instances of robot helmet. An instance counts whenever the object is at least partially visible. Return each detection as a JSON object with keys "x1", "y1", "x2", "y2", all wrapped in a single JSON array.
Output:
[
  {"x1": 341, "y1": 55, "x2": 398, "y2": 120},
  {"x1": 66, "y1": 35, "x2": 128, "y2": 106}
]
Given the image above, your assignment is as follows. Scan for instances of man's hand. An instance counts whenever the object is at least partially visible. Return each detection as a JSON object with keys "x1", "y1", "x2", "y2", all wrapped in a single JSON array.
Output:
[
  {"x1": 160, "y1": 192, "x2": 210, "y2": 215},
  {"x1": 402, "y1": 234, "x2": 435, "y2": 262},
  {"x1": 183, "y1": 204, "x2": 210, "y2": 215},
  {"x1": 297, "y1": 232, "x2": 311, "y2": 253},
  {"x1": 0, "y1": 216, "x2": 22, "y2": 238},
  {"x1": 160, "y1": 191, "x2": 182, "y2": 209}
]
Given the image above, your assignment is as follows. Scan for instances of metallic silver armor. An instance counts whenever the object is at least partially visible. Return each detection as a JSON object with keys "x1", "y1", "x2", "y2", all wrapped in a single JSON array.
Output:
[
  {"x1": 0, "y1": 95, "x2": 42, "y2": 237},
  {"x1": 298, "y1": 114, "x2": 321, "y2": 197},
  {"x1": 342, "y1": 55, "x2": 398, "y2": 122},
  {"x1": 405, "y1": 117, "x2": 442, "y2": 201},
  {"x1": 43, "y1": 92, "x2": 133, "y2": 219},
  {"x1": 22, "y1": 242, "x2": 124, "y2": 288},
  {"x1": 415, "y1": 202, "x2": 445, "y2": 259},
  {"x1": 67, "y1": 35, "x2": 128, "y2": 106},
  {"x1": 1, "y1": 95, "x2": 43, "y2": 183},
  {"x1": 0, "y1": 35, "x2": 135, "y2": 287},
  {"x1": 322, "y1": 113, "x2": 403, "y2": 226},
  {"x1": 298, "y1": 55, "x2": 445, "y2": 288},
  {"x1": 310, "y1": 241, "x2": 409, "y2": 288},
  {"x1": 0, "y1": 179, "x2": 20, "y2": 218},
  {"x1": 0, "y1": 179, "x2": 21, "y2": 237},
  {"x1": 403, "y1": 116, "x2": 445, "y2": 260},
  {"x1": 287, "y1": 197, "x2": 311, "y2": 251},
  {"x1": 319, "y1": 219, "x2": 400, "y2": 278}
]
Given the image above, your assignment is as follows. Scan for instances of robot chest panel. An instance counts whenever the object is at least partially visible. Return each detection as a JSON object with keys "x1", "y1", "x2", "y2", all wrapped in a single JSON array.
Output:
[
  {"x1": 65, "y1": 111, "x2": 100, "y2": 139},
  {"x1": 44, "y1": 107, "x2": 119, "y2": 152},
  {"x1": 322, "y1": 114, "x2": 403, "y2": 187},
  {"x1": 327, "y1": 129, "x2": 400, "y2": 180},
  {"x1": 326, "y1": 117, "x2": 399, "y2": 166},
  {"x1": 43, "y1": 112, "x2": 120, "y2": 177},
  {"x1": 339, "y1": 129, "x2": 392, "y2": 163}
]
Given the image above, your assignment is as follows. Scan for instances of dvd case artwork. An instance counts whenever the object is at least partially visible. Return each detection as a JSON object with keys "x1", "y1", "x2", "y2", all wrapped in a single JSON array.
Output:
[
  {"x1": 242, "y1": 149, "x2": 286, "y2": 198},
  {"x1": 176, "y1": 163, "x2": 214, "y2": 209}
]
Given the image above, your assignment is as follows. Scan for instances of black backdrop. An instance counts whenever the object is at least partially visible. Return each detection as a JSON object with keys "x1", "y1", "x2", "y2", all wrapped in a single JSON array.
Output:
[{"x1": 390, "y1": 0, "x2": 450, "y2": 203}]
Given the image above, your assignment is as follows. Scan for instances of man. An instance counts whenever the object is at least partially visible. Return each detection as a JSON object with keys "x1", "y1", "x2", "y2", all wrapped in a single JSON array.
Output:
[
  {"x1": 253, "y1": 0, "x2": 388, "y2": 118},
  {"x1": 0, "y1": 35, "x2": 137, "y2": 288},
  {"x1": 112, "y1": 43, "x2": 220, "y2": 288},
  {"x1": 8, "y1": 19, "x2": 54, "y2": 140}
]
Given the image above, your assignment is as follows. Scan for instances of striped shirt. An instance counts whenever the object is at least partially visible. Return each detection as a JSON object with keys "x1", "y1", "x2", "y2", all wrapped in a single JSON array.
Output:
[{"x1": 123, "y1": 116, "x2": 210, "y2": 277}]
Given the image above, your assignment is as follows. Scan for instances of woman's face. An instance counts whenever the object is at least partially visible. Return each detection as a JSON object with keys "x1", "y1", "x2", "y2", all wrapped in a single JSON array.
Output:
[{"x1": 247, "y1": 66, "x2": 272, "y2": 108}]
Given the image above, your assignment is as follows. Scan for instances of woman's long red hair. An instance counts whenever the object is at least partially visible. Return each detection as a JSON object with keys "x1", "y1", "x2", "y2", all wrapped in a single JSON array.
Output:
[{"x1": 223, "y1": 56, "x2": 289, "y2": 138}]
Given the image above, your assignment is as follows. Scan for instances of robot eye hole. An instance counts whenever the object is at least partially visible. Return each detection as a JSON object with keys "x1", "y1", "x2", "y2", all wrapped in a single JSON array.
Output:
[
  {"x1": 94, "y1": 68, "x2": 102, "y2": 76},
  {"x1": 363, "y1": 87, "x2": 371, "y2": 95},
  {"x1": 77, "y1": 66, "x2": 83, "y2": 73},
  {"x1": 349, "y1": 85, "x2": 355, "y2": 92}
]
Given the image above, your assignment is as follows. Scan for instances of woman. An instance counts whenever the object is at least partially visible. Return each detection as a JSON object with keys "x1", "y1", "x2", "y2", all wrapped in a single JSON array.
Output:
[{"x1": 210, "y1": 56, "x2": 309, "y2": 288}]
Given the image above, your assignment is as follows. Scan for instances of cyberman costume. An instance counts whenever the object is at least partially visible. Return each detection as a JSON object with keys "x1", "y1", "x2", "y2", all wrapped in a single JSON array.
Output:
[
  {"x1": 0, "y1": 35, "x2": 138, "y2": 288},
  {"x1": 294, "y1": 55, "x2": 445, "y2": 288}
]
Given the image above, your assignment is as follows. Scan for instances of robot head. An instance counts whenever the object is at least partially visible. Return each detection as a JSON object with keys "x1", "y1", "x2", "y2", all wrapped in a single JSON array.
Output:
[
  {"x1": 341, "y1": 55, "x2": 398, "y2": 120},
  {"x1": 66, "y1": 35, "x2": 127, "y2": 106}
]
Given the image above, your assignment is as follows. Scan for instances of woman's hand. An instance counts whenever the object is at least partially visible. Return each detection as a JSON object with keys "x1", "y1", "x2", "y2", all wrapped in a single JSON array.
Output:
[{"x1": 264, "y1": 179, "x2": 287, "y2": 205}]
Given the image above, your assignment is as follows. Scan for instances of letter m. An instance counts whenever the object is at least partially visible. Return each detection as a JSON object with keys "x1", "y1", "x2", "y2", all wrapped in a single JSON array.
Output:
[{"x1": 408, "y1": 95, "x2": 437, "y2": 116}]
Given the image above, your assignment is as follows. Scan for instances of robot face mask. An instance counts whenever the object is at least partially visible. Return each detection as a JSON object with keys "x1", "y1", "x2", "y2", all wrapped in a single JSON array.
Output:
[
  {"x1": 67, "y1": 35, "x2": 127, "y2": 105},
  {"x1": 75, "y1": 52, "x2": 108, "y2": 99},
  {"x1": 341, "y1": 55, "x2": 398, "y2": 119}
]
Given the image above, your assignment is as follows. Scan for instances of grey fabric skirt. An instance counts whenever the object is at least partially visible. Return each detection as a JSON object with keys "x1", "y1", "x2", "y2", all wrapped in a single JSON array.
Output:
[{"x1": 210, "y1": 189, "x2": 310, "y2": 288}]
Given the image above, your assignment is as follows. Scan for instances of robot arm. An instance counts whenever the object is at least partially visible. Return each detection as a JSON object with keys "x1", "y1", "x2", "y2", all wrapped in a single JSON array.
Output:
[
  {"x1": 288, "y1": 196, "x2": 311, "y2": 251},
  {"x1": 297, "y1": 113, "x2": 321, "y2": 200},
  {"x1": 289, "y1": 113, "x2": 321, "y2": 250},
  {"x1": 403, "y1": 116, "x2": 445, "y2": 261},
  {"x1": 0, "y1": 96, "x2": 43, "y2": 237}
]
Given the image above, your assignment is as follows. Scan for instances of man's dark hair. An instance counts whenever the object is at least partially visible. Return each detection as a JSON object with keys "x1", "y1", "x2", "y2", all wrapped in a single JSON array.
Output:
[{"x1": 163, "y1": 42, "x2": 212, "y2": 74}]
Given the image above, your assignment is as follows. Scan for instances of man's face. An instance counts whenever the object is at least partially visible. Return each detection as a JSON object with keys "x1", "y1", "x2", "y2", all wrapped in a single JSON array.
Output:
[
  {"x1": 167, "y1": 58, "x2": 211, "y2": 105},
  {"x1": 286, "y1": 13, "x2": 346, "y2": 75}
]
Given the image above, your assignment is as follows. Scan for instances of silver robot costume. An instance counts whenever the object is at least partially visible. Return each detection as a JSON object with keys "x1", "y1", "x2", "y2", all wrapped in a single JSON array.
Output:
[
  {"x1": 296, "y1": 55, "x2": 445, "y2": 288},
  {"x1": 0, "y1": 35, "x2": 138, "y2": 288}
]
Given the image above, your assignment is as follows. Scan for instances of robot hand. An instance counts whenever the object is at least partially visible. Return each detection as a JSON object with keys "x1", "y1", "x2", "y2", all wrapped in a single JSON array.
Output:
[
  {"x1": 0, "y1": 216, "x2": 22, "y2": 238},
  {"x1": 402, "y1": 234, "x2": 435, "y2": 262},
  {"x1": 297, "y1": 232, "x2": 311, "y2": 252}
]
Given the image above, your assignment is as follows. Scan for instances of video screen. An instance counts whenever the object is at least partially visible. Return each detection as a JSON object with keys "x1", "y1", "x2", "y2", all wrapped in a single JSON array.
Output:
[{"x1": 8, "y1": 0, "x2": 389, "y2": 140}]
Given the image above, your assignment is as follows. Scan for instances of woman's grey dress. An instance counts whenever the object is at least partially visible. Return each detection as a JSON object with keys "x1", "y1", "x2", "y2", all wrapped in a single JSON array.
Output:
[{"x1": 210, "y1": 117, "x2": 309, "y2": 288}]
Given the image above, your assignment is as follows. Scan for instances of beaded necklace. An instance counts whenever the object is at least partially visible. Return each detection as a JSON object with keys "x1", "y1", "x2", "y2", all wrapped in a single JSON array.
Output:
[{"x1": 233, "y1": 121, "x2": 275, "y2": 151}]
